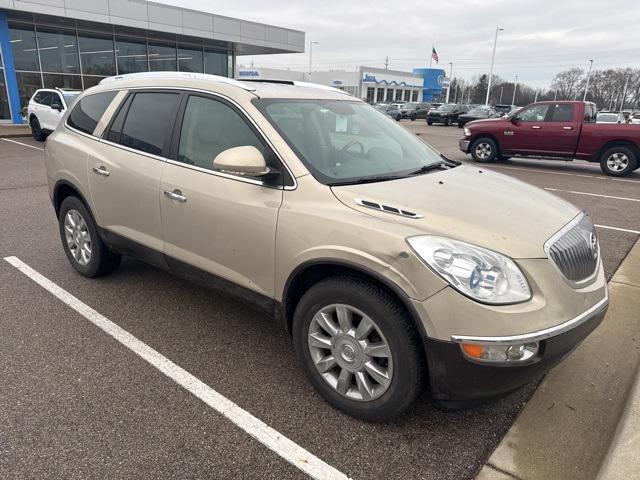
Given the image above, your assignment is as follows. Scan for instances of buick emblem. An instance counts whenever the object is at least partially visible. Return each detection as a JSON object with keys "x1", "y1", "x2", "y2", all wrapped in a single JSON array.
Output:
[{"x1": 589, "y1": 232, "x2": 599, "y2": 260}]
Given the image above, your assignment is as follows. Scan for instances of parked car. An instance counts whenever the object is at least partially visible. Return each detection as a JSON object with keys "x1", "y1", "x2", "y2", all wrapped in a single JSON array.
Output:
[
  {"x1": 46, "y1": 73, "x2": 608, "y2": 420},
  {"x1": 28, "y1": 88, "x2": 81, "y2": 141},
  {"x1": 427, "y1": 103, "x2": 467, "y2": 125},
  {"x1": 597, "y1": 112, "x2": 625, "y2": 124},
  {"x1": 631, "y1": 112, "x2": 640, "y2": 125},
  {"x1": 408, "y1": 102, "x2": 433, "y2": 121},
  {"x1": 457, "y1": 106, "x2": 499, "y2": 127},
  {"x1": 374, "y1": 103, "x2": 402, "y2": 121},
  {"x1": 399, "y1": 102, "x2": 419, "y2": 119},
  {"x1": 460, "y1": 100, "x2": 640, "y2": 176},
  {"x1": 493, "y1": 104, "x2": 518, "y2": 116}
]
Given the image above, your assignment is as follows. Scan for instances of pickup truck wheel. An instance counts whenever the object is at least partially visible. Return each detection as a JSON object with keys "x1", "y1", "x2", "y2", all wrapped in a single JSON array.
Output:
[
  {"x1": 293, "y1": 276, "x2": 424, "y2": 421},
  {"x1": 471, "y1": 138, "x2": 499, "y2": 163},
  {"x1": 600, "y1": 147, "x2": 638, "y2": 177}
]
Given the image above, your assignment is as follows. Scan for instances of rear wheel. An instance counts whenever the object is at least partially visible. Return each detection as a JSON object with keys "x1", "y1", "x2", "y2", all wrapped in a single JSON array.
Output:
[
  {"x1": 30, "y1": 116, "x2": 46, "y2": 141},
  {"x1": 470, "y1": 137, "x2": 499, "y2": 163},
  {"x1": 600, "y1": 146, "x2": 638, "y2": 176},
  {"x1": 444, "y1": 117, "x2": 451, "y2": 126},
  {"x1": 427, "y1": 120, "x2": 433, "y2": 125},
  {"x1": 293, "y1": 276, "x2": 424, "y2": 421},
  {"x1": 58, "y1": 196, "x2": 121, "y2": 277},
  {"x1": 410, "y1": 113, "x2": 417, "y2": 121}
]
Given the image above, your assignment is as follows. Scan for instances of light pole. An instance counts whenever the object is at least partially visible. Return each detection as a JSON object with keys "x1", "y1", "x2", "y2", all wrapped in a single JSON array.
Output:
[
  {"x1": 308, "y1": 41, "x2": 319, "y2": 79},
  {"x1": 619, "y1": 75, "x2": 630, "y2": 112},
  {"x1": 445, "y1": 62, "x2": 453, "y2": 103},
  {"x1": 485, "y1": 26, "x2": 504, "y2": 106},
  {"x1": 583, "y1": 59, "x2": 594, "y2": 101},
  {"x1": 512, "y1": 75, "x2": 519, "y2": 105},
  {"x1": 499, "y1": 85, "x2": 504, "y2": 103}
]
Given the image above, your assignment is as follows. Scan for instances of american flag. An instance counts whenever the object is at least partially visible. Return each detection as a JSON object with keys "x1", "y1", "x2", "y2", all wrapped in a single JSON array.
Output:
[{"x1": 431, "y1": 47, "x2": 439, "y2": 64}]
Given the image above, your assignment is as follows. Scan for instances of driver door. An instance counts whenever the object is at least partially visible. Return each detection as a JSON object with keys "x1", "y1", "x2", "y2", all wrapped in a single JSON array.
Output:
[
  {"x1": 500, "y1": 103, "x2": 551, "y2": 155},
  {"x1": 160, "y1": 93, "x2": 286, "y2": 299}
]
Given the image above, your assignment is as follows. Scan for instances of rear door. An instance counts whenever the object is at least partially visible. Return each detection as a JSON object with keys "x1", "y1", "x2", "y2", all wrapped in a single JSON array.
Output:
[
  {"x1": 541, "y1": 103, "x2": 580, "y2": 155},
  {"x1": 46, "y1": 91, "x2": 65, "y2": 131},
  {"x1": 33, "y1": 91, "x2": 53, "y2": 129},
  {"x1": 500, "y1": 103, "x2": 551, "y2": 155},
  {"x1": 89, "y1": 90, "x2": 182, "y2": 257}
]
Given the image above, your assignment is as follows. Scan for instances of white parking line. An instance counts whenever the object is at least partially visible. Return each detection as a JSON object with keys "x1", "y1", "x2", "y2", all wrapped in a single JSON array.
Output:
[
  {"x1": 3, "y1": 256, "x2": 351, "y2": 480},
  {"x1": 486, "y1": 164, "x2": 640, "y2": 183},
  {"x1": 1, "y1": 138, "x2": 44, "y2": 152},
  {"x1": 545, "y1": 188, "x2": 640, "y2": 203},
  {"x1": 595, "y1": 225, "x2": 640, "y2": 235}
]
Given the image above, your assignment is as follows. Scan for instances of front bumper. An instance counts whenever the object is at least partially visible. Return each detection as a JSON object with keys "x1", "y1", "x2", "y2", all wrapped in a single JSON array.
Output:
[
  {"x1": 424, "y1": 295, "x2": 608, "y2": 407},
  {"x1": 459, "y1": 137, "x2": 471, "y2": 153}
]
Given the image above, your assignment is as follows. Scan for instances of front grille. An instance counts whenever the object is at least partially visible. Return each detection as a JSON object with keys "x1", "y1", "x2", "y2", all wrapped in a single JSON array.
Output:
[{"x1": 546, "y1": 214, "x2": 599, "y2": 286}]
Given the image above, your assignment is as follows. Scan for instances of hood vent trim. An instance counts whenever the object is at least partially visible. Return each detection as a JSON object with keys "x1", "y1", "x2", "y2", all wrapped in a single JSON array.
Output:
[{"x1": 355, "y1": 198, "x2": 423, "y2": 219}]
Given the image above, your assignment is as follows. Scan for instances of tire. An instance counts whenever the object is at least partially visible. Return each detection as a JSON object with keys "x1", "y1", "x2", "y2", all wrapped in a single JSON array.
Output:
[
  {"x1": 396, "y1": 114, "x2": 401, "y2": 121},
  {"x1": 427, "y1": 121, "x2": 433, "y2": 125},
  {"x1": 410, "y1": 113, "x2": 417, "y2": 121},
  {"x1": 470, "y1": 137, "x2": 499, "y2": 163},
  {"x1": 458, "y1": 122, "x2": 464, "y2": 128},
  {"x1": 30, "y1": 116, "x2": 46, "y2": 141},
  {"x1": 599, "y1": 146, "x2": 638, "y2": 177},
  {"x1": 58, "y1": 196, "x2": 121, "y2": 278},
  {"x1": 444, "y1": 117, "x2": 451, "y2": 126},
  {"x1": 293, "y1": 276, "x2": 424, "y2": 421}
]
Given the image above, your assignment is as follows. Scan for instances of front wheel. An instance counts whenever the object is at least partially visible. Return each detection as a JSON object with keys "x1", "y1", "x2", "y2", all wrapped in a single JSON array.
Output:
[
  {"x1": 444, "y1": 117, "x2": 451, "y2": 126},
  {"x1": 427, "y1": 121, "x2": 433, "y2": 125},
  {"x1": 410, "y1": 113, "x2": 417, "y2": 121},
  {"x1": 58, "y1": 196, "x2": 121, "y2": 277},
  {"x1": 470, "y1": 137, "x2": 499, "y2": 163},
  {"x1": 600, "y1": 146, "x2": 638, "y2": 176},
  {"x1": 293, "y1": 277, "x2": 424, "y2": 421}
]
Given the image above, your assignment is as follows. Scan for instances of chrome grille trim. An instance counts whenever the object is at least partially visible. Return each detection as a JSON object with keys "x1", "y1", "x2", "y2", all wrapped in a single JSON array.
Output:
[
  {"x1": 544, "y1": 212, "x2": 599, "y2": 288},
  {"x1": 354, "y1": 199, "x2": 424, "y2": 219}
]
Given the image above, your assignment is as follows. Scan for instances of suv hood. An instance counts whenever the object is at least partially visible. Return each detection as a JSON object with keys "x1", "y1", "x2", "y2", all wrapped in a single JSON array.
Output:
[{"x1": 330, "y1": 165, "x2": 579, "y2": 259}]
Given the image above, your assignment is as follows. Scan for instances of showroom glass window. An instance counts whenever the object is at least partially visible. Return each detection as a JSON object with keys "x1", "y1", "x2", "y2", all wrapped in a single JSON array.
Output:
[
  {"x1": 37, "y1": 27, "x2": 79, "y2": 74},
  {"x1": 1, "y1": 51, "x2": 10, "y2": 120},
  {"x1": 204, "y1": 49, "x2": 228, "y2": 76},
  {"x1": 178, "y1": 44, "x2": 203, "y2": 72},
  {"x1": 148, "y1": 41, "x2": 177, "y2": 71},
  {"x1": 9, "y1": 23, "x2": 39, "y2": 71},
  {"x1": 79, "y1": 32, "x2": 115, "y2": 77},
  {"x1": 116, "y1": 36, "x2": 148, "y2": 74}
]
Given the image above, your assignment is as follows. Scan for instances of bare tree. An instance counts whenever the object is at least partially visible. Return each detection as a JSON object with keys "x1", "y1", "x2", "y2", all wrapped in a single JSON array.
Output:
[{"x1": 550, "y1": 68, "x2": 585, "y2": 100}]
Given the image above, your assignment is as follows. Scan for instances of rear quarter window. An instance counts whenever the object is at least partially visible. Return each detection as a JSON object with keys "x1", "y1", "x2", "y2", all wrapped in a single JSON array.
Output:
[{"x1": 67, "y1": 91, "x2": 118, "y2": 135}]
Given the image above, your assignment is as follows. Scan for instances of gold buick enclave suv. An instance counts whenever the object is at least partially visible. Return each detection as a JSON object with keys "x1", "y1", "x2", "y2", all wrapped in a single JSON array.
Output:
[{"x1": 45, "y1": 72, "x2": 609, "y2": 420}]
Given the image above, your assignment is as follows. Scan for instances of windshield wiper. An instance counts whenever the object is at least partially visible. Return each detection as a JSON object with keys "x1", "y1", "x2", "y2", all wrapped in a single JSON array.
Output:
[
  {"x1": 330, "y1": 175, "x2": 405, "y2": 186},
  {"x1": 408, "y1": 162, "x2": 446, "y2": 175}
]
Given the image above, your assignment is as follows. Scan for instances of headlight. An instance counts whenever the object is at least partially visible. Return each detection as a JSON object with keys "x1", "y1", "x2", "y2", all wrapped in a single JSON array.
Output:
[
  {"x1": 407, "y1": 236, "x2": 531, "y2": 304},
  {"x1": 463, "y1": 127, "x2": 471, "y2": 137}
]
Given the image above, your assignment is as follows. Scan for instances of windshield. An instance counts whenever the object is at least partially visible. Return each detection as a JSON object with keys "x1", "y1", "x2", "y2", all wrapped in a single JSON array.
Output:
[
  {"x1": 436, "y1": 104, "x2": 455, "y2": 111},
  {"x1": 401, "y1": 103, "x2": 417, "y2": 109},
  {"x1": 255, "y1": 99, "x2": 444, "y2": 185},
  {"x1": 468, "y1": 107, "x2": 490, "y2": 116}
]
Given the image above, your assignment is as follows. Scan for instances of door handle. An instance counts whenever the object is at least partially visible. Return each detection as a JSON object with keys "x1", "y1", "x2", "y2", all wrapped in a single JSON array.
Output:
[
  {"x1": 531, "y1": 125, "x2": 542, "y2": 129},
  {"x1": 563, "y1": 126, "x2": 573, "y2": 130},
  {"x1": 92, "y1": 166, "x2": 110, "y2": 177},
  {"x1": 164, "y1": 189, "x2": 187, "y2": 203}
]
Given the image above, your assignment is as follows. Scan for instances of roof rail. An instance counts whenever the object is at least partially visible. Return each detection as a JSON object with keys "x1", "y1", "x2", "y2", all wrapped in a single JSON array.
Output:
[
  {"x1": 99, "y1": 72, "x2": 256, "y2": 92},
  {"x1": 236, "y1": 78, "x2": 352, "y2": 96}
]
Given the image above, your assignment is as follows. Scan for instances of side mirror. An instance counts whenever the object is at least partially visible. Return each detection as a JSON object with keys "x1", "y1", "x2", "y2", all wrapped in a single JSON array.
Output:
[
  {"x1": 52, "y1": 103, "x2": 63, "y2": 112},
  {"x1": 213, "y1": 146, "x2": 271, "y2": 177},
  {"x1": 510, "y1": 115, "x2": 519, "y2": 124}
]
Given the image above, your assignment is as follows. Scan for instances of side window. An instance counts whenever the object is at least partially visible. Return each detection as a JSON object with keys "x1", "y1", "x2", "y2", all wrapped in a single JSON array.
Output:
[
  {"x1": 105, "y1": 95, "x2": 132, "y2": 143},
  {"x1": 584, "y1": 104, "x2": 597, "y2": 123},
  {"x1": 548, "y1": 104, "x2": 574, "y2": 122},
  {"x1": 67, "y1": 91, "x2": 118, "y2": 135},
  {"x1": 177, "y1": 95, "x2": 273, "y2": 173},
  {"x1": 33, "y1": 92, "x2": 43, "y2": 104},
  {"x1": 517, "y1": 104, "x2": 549, "y2": 122},
  {"x1": 38, "y1": 91, "x2": 52, "y2": 106},
  {"x1": 50, "y1": 93, "x2": 62, "y2": 109},
  {"x1": 117, "y1": 92, "x2": 180, "y2": 156}
]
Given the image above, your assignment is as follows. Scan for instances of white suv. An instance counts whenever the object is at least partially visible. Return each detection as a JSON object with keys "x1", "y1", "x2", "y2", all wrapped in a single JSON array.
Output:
[{"x1": 27, "y1": 88, "x2": 81, "y2": 141}]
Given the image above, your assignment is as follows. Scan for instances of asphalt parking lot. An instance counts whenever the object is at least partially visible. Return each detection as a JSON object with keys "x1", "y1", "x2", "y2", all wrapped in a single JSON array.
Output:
[{"x1": 1, "y1": 130, "x2": 639, "y2": 480}]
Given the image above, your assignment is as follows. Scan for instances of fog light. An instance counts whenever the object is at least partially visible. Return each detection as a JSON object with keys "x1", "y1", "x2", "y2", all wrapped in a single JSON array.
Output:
[{"x1": 460, "y1": 342, "x2": 538, "y2": 364}]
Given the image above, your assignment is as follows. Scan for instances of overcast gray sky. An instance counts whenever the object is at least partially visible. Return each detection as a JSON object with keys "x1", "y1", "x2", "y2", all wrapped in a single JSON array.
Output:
[{"x1": 159, "y1": 0, "x2": 640, "y2": 88}]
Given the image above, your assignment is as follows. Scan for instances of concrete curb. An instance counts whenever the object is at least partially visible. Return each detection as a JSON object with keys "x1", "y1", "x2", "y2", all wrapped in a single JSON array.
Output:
[
  {"x1": 0, "y1": 125, "x2": 31, "y2": 138},
  {"x1": 476, "y1": 238, "x2": 640, "y2": 480}
]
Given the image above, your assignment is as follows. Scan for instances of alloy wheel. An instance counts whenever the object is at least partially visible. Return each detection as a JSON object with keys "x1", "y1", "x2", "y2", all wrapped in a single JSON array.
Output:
[
  {"x1": 606, "y1": 152, "x2": 629, "y2": 172},
  {"x1": 64, "y1": 209, "x2": 92, "y2": 266},
  {"x1": 307, "y1": 303, "x2": 393, "y2": 401},
  {"x1": 475, "y1": 142, "x2": 492, "y2": 160}
]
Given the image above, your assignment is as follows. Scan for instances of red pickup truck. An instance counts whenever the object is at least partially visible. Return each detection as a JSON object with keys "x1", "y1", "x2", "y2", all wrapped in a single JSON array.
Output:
[{"x1": 459, "y1": 101, "x2": 640, "y2": 176}]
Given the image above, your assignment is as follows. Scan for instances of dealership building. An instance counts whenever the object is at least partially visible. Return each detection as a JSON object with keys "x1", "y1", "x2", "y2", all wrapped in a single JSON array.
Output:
[
  {"x1": 237, "y1": 65, "x2": 446, "y2": 103},
  {"x1": 0, "y1": 0, "x2": 304, "y2": 124}
]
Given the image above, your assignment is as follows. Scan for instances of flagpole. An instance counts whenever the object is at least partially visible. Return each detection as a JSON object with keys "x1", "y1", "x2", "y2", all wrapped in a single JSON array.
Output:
[{"x1": 429, "y1": 44, "x2": 433, "y2": 68}]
